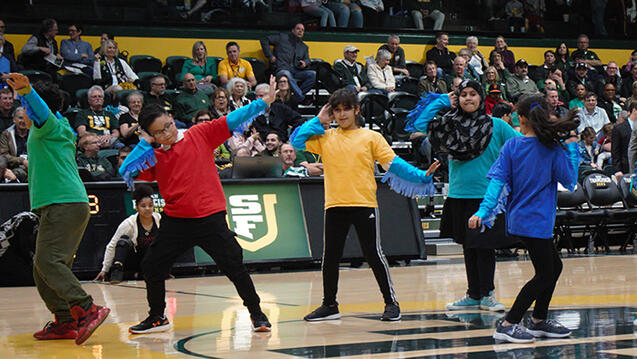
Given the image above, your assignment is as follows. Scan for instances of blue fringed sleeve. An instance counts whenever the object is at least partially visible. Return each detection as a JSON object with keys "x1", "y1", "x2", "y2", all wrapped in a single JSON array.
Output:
[
  {"x1": 118, "y1": 139, "x2": 156, "y2": 190},
  {"x1": 290, "y1": 117, "x2": 325, "y2": 150},
  {"x1": 562, "y1": 142, "x2": 580, "y2": 191},
  {"x1": 405, "y1": 92, "x2": 451, "y2": 133},
  {"x1": 226, "y1": 99, "x2": 267, "y2": 132},
  {"x1": 18, "y1": 87, "x2": 53, "y2": 127},
  {"x1": 473, "y1": 178, "x2": 508, "y2": 230},
  {"x1": 381, "y1": 156, "x2": 436, "y2": 198}
]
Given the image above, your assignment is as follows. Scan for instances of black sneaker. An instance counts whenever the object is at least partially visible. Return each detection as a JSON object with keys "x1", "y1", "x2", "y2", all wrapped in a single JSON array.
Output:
[
  {"x1": 526, "y1": 319, "x2": 571, "y2": 338},
  {"x1": 304, "y1": 304, "x2": 341, "y2": 321},
  {"x1": 492, "y1": 322, "x2": 535, "y2": 343},
  {"x1": 110, "y1": 263, "x2": 123, "y2": 284},
  {"x1": 250, "y1": 312, "x2": 272, "y2": 332},
  {"x1": 129, "y1": 315, "x2": 170, "y2": 334},
  {"x1": 381, "y1": 302, "x2": 401, "y2": 321}
]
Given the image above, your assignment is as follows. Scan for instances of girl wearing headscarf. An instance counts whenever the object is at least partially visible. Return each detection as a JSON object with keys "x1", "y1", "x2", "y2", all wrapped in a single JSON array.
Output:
[{"x1": 406, "y1": 80, "x2": 521, "y2": 313}]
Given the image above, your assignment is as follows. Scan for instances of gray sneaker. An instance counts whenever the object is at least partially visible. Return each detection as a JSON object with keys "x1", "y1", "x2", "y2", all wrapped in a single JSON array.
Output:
[
  {"x1": 526, "y1": 319, "x2": 571, "y2": 338},
  {"x1": 493, "y1": 322, "x2": 535, "y2": 343},
  {"x1": 380, "y1": 303, "x2": 401, "y2": 321}
]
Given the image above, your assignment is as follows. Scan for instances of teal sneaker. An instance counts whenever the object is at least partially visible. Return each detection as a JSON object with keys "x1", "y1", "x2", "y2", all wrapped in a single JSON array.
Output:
[
  {"x1": 480, "y1": 291, "x2": 505, "y2": 312},
  {"x1": 446, "y1": 295, "x2": 480, "y2": 310}
]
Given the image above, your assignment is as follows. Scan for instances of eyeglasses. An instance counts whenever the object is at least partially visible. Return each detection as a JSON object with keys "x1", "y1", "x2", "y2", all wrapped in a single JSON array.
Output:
[
  {"x1": 215, "y1": 96, "x2": 227, "y2": 100},
  {"x1": 277, "y1": 79, "x2": 288, "y2": 84},
  {"x1": 89, "y1": 94, "x2": 104, "y2": 98},
  {"x1": 151, "y1": 82, "x2": 166, "y2": 87},
  {"x1": 151, "y1": 121, "x2": 174, "y2": 138}
]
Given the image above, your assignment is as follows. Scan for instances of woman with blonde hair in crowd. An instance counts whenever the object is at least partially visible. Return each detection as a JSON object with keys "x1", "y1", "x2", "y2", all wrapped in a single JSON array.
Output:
[
  {"x1": 93, "y1": 39, "x2": 138, "y2": 95},
  {"x1": 180, "y1": 41, "x2": 217, "y2": 91}
]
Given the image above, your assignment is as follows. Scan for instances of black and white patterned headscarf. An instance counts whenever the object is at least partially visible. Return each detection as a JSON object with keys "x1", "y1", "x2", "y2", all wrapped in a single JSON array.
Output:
[{"x1": 428, "y1": 80, "x2": 493, "y2": 162}]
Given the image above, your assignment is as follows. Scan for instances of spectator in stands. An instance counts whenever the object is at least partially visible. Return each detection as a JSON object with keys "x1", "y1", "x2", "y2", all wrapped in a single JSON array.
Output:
[
  {"x1": 0, "y1": 20, "x2": 16, "y2": 69},
  {"x1": 418, "y1": 61, "x2": 447, "y2": 94},
  {"x1": 447, "y1": 57, "x2": 472, "y2": 88},
  {"x1": 227, "y1": 77, "x2": 251, "y2": 110},
  {"x1": 596, "y1": 62, "x2": 622, "y2": 97},
  {"x1": 228, "y1": 123, "x2": 265, "y2": 156},
  {"x1": 119, "y1": 91, "x2": 143, "y2": 147},
  {"x1": 566, "y1": 63, "x2": 595, "y2": 100},
  {"x1": 334, "y1": 45, "x2": 371, "y2": 94},
  {"x1": 537, "y1": 68, "x2": 567, "y2": 101},
  {"x1": 0, "y1": 88, "x2": 15, "y2": 132},
  {"x1": 275, "y1": 73, "x2": 301, "y2": 111},
  {"x1": 93, "y1": 40, "x2": 138, "y2": 95},
  {"x1": 492, "y1": 102, "x2": 515, "y2": 129},
  {"x1": 482, "y1": 66, "x2": 508, "y2": 101},
  {"x1": 545, "y1": 88, "x2": 569, "y2": 118},
  {"x1": 210, "y1": 87, "x2": 230, "y2": 118},
  {"x1": 407, "y1": 0, "x2": 444, "y2": 30},
  {"x1": 625, "y1": 81, "x2": 637, "y2": 110},
  {"x1": 571, "y1": 34, "x2": 601, "y2": 68},
  {"x1": 598, "y1": 82, "x2": 623, "y2": 122},
  {"x1": 174, "y1": 73, "x2": 211, "y2": 126},
  {"x1": 192, "y1": 110, "x2": 212, "y2": 125},
  {"x1": 115, "y1": 146, "x2": 132, "y2": 178},
  {"x1": 579, "y1": 127, "x2": 599, "y2": 168},
  {"x1": 621, "y1": 66, "x2": 637, "y2": 99},
  {"x1": 60, "y1": 24, "x2": 93, "y2": 75},
  {"x1": 569, "y1": 83, "x2": 587, "y2": 110},
  {"x1": 612, "y1": 105, "x2": 632, "y2": 176},
  {"x1": 489, "y1": 52, "x2": 511, "y2": 81},
  {"x1": 144, "y1": 75, "x2": 174, "y2": 114},
  {"x1": 93, "y1": 32, "x2": 112, "y2": 55},
  {"x1": 457, "y1": 48, "x2": 480, "y2": 80},
  {"x1": 489, "y1": 36, "x2": 515, "y2": 72},
  {"x1": 258, "y1": 131, "x2": 282, "y2": 157},
  {"x1": 0, "y1": 106, "x2": 28, "y2": 182},
  {"x1": 327, "y1": 0, "x2": 363, "y2": 28},
  {"x1": 554, "y1": 42, "x2": 571, "y2": 73},
  {"x1": 21, "y1": 18, "x2": 62, "y2": 80},
  {"x1": 76, "y1": 85, "x2": 120, "y2": 147},
  {"x1": 180, "y1": 41, "x2": 217, "y2": 91},
  {"x1": 253, "y1": 83, "x2": 304, "y2": 142},
  {"x1": 426, "y1": 32, "x2": 455, "y2": 76},
  {"x1": 94, "y1": 184, "x2": 161, "y2": 283},
  {"x1": 359, "y1": 0, "x2": 385, "y2": 28},
  {"x1": 449, "y1": 76, "x2": 463, "y2": 93},
  {"x1": 484, "y1": 84, "x2": 505, "y2": 115},
  {"x1": 622, "y1": 50, "x2": 637, "y2": 74},
  {"x1": 506, "y1": 59, "x2": 539, "y2": 102},
  {"x1": 260, "y1": 23, "x2": 315, "y2": 101},
  {"x1": 281, "y1": 143, "x2": 309, "y2": 177},
  {"x1": 302, "y1": 0, "x2": 337, "y2": 27},
  {"x1": 0, "y1": 34, "x2": 16, "y2": 74},
  {"x1": 578, "y1": 93, "x2": 610, "y2": 133},
  {"x1": 529, "y1": 50, "x2": 556, "y2": 82},
  {"x1": 505, "y1": 0, "x2": 525, "y2": 32},
  {"x1": 367, "y1": 49, "x2": 396, "y2": 94},
  {"x1": 379, "y1": 35, "x2": 409, "y2": 77},
  {"x1": 0, "y1": 155, "x2": 18, "y2": 183},
  {"x1": 218, "y1": 41, "x2": 257, "y2": 89},
  {"x1": 76, "y1": 133, "x2": 114, "y2": 181},
  {"x1": 465, "y1": 36, "x2": 488, "y2": 77}
]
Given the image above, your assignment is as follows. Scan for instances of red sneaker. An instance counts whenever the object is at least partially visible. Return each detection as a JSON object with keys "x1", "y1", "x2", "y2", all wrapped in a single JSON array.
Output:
[
  {"x1": 33, "y1": 319, "x2": 78, "y2": 340},
  {"x1": 70, "y1": 304, "x2": 111, "y2": 345}
]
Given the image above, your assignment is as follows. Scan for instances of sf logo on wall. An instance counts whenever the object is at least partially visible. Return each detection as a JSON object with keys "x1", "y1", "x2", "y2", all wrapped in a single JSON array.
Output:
[{"x1": 227, "y1": 194, "x2": 278, "y2": 252}]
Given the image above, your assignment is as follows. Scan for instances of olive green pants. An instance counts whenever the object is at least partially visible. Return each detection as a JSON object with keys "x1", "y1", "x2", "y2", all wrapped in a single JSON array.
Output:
[{"x1": 33, "y1": 203, "x2": 92, "y2": 322}]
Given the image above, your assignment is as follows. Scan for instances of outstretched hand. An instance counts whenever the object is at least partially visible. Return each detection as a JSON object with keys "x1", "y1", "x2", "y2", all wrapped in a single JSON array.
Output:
[
  {"x1": 317, "y1": 104, "x2": 332, "y2": 124},
  {"x1": 6, "y1": 73, "x2": 31, "y2": 92},
  {"x1": 425, "y1": 160, "x2": 440, "y2": 177},
  {"x1": 262, "y1": 75, "x2": 279, "y2": 106},
  {"x1": 468, "y1": 215, "x2": 482, "y2": 229}
]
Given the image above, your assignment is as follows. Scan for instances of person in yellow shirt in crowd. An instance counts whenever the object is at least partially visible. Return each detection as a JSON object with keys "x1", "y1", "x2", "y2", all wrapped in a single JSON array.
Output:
[{"x1": 218, "y1": 41, "x2": 257, "y2": 90}]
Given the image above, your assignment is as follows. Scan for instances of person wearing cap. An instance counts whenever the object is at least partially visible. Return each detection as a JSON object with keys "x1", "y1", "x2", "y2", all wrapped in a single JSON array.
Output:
[
  {"x1": 418, "y1": 60, "x2": 447, "y2": 94},
  {"x1": 566, "y1": 62, "x2": 595, "y2": 100},
  {"x1": 505, "y1": 59, "x2": 539, "y2": 102},
  {"x1": 333, "y1": 45, "x2": 371, "y2": 93},
  {"x1": 378, "y1": 35, "x2": 409, "y2": 76},
  {"x1": 484, "y1": 84, "x2": 505, "y2": 115},
  {"x1": 570, "y1": 34, "x2": 601, "y2": 68}
]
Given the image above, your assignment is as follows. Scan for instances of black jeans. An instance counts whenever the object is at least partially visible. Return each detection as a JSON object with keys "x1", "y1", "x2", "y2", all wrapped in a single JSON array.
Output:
[
  {"x1": 322, "y1": 207, "x2": 397, "y2": 306},
  {"x1": 505, "y1": 236, "x2": 563, "y2": 324},
  {"x1": 464, "y1": 246, "x2": 496, "y2": 299},
  {"x1": 142, "y1": 211, "x2": 262, "y2": 317},
  {"x1": 112, "y1": 237, "x2": 145, "y2": 274}
]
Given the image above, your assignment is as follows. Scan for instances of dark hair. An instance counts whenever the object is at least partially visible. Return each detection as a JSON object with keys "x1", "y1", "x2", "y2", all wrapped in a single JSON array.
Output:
[
  {"x1": 102, "y1": 32, "x2": 114, "y2": 40},
  {"x1": 425, "y1": 60, "x2": 437, "y2": 67},
  {"x1": 118, "y1": 146, "x2": 132, "y2": 155},
  {"x1": 193, "y1": 109, "x2": 213, "y2": 124},
  {"x1": 0, "y1": 87, "x2": 11, "y2": 96},
  {"x1": 628, "y1": 101, "x2": 637, "y2": 113},
  {"x1": 211, "y1": 87, "x2": 229, "y2": 100},
  {"x1": 265, "y1": 131, "x2": 281, "y2": 141},
  {"x1": 132, "y1": 183, "x2": 154, "y2": 203},
  {"x1": 632, "y1": 49, "x2": 637, "y2": 56},
  {"x1": 328, "y1": 88, "x2": 358, "y2": 110},
  {"x1": 601, "y1": 123, "x2": 613, "y2": 136},
  {"x1": 492, "y1": 102, "x2": 513, "y2": 118},
  {"x1": 435, "y1": 32, "x2": 448, "y2": 40},
  {"x1": 32, "y1": 81, "x2": 64, "y2": 112},
  {"x1": 516, "y1": 95, "x2": 578, "y2": 147},
  {"x1": 544, "y1": 50, "x2": 555, "y2": 58},
  {"x1": 584, "y1": 92, "x2": 597, "y2": 100},
  {"x1": 138, "y1": 103, "x2": 168, "y2": 133},
  {"x1": 581, "y1": 126, "x2": 595, "y2": 138},
  {"x1": 68, "y1": 23, "x2": 83, "y2": 33},
  {"x1": 555, "y1": 42, "x2": 569, "y2": 59},
  {"x1": 225, "y1": 41, "x2": 239, "y2": 51},
  {"x1": 40, "y1": 18, "x2": 57, "y2": 34}
]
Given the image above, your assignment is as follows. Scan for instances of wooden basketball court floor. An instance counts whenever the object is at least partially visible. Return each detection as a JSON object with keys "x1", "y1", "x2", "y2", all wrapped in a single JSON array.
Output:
[{"x1": 2, "y1": 254, "x2": 637, "y2": 358}]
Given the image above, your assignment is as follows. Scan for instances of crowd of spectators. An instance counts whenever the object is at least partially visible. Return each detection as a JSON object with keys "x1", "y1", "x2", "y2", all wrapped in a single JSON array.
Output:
[{"x1": 1, "y1": 16, "x2": 637, "y2": 185}]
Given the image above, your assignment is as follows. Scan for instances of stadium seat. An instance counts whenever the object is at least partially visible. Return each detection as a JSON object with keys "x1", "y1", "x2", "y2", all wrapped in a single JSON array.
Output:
[
  {"x1": 387, "y1": 108, "x2": 412, "y2": 142},
  {"x1": 130, "y1": 55, "x2": 163, "y2": 73},
  {"x1": 209, "y1": 56, "x2": 223, "y2": 69},
  {"x1": 358, "y1": 91, "x2": 392, "y2": 141},
  {"x1": 615, "y1": 175, "x2": 637, "y2": 251},
  {"x1": 60, "y1": 73, "x2": 93, "y2": 103},
  {"x1": 395, "y1": 75, "x2": 420, "y2": 95},
  {"x1": 19, "y1": 70, "x2": 52, "y2": 84},
  {"x1": 75, "y1": 89, "x2": 89, "y2": 109},
  {"x1": 243, "y1": 57, "x2": 267, "y2": 84},
  {"x1": 311, "y1": 60, "x2": 341, "y2": 94},
  {"x1": 405, "y1": 61, "x2": 425, "y2": 79},
  {"x1": 163, "y1": 55, "x2": 189, "y2": 84},
  {"x1": 581, "y1": 171, "x2": 623, "y2": 253},
  {"x1": 388, "y1": 91, "x2": 418, "y2": 110},
  {"x1": 60, "y1": 90, "x2": 72, "y2": 112}
]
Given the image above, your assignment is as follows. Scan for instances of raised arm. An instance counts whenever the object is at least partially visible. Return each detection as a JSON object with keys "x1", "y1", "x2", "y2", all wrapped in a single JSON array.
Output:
[
  {"x1": 405, "y1": 92, "x2": 453, "y2": 133},
  {"x1": 226, "y1": 75, "x2": 277, "y2": 131},
  {"x1": 7, "y1": 73, "x2": 54, "y2": 127},
  {"x1": 290, "y1": 104, "x2": 330, "y2": 150},
  {"x1": 381, "y1": 157, "x2": 439, "y2": 198}
]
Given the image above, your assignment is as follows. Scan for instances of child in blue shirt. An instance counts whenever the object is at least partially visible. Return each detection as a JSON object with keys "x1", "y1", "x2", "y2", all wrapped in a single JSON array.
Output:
[{"x1": 468, "y1": 94, "x2": 580, "y2": 343}]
